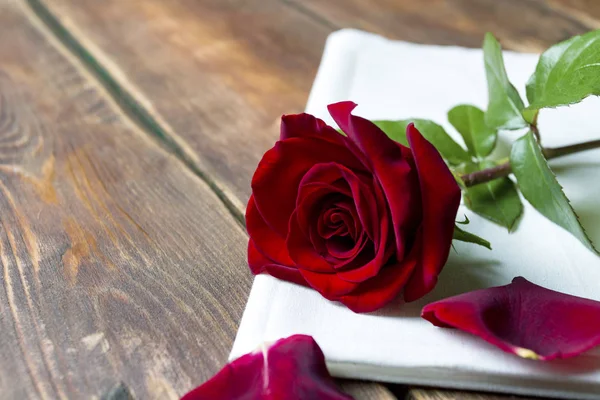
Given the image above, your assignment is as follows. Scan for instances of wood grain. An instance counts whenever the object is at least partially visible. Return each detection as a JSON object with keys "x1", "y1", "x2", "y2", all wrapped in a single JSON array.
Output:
[
  {"x1": 340, "y1": 380, "x2": 404, "y2": 400},
  {"x1": 290, "y1": 0, "x2": 600, "y2": 52},
  {"x1": 24, "y1": 1, "x2": 397, "y2": 398},
  {"x1": 32, "y1": 0, "x2": 600, "y2": 220},
  {"x1": 409, "y1": 388, "x2": 538, "y2": 400},
  {"x1": 0, "y1": 1, "x2": 253, "y2": 398},
  {"x1": 12, "y1": 0, "x2": 600, "y2": 399},
  {"x1": 32, "y1": 0, "x2": 333, "y2": 216}
]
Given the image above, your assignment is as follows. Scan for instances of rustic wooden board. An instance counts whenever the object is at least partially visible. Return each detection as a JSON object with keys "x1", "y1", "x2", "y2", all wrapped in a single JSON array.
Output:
[
  {"x1": 32, "y1": 0, "x2": 600, "y2": 218},
  {"x1": 291, "y1": 0, "x2": 600, "y2": 52},
  {"x1": 22, "y1": 1, "x2": 398, "y2": 398},
  {"x1": 0, "y1": 1, "x2": 255, "y2": 398},
  {"x1": 409, "y1": 389, "x2": 537, "y2": 400},
  {"x1": 16, "y1": 0, "x2": 600, "y2": 399},
  {"x1": 30, "y1": 0, "x2": 333, "y2": 218},
  {"x1": 0, "y1": 1, "x2": 396, "y2": 399}
]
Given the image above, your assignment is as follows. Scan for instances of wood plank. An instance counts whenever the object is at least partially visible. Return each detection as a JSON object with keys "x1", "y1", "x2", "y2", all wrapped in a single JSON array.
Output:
[
  {"x1": 408, "y1": 389, "x2": 537, "y2": 400},
  {"x1": 32, "y1": 0, "x2": 333, "y2": 216},
  {"x1": 31, "y1": 0, "x2": 600, "y2": 206},
  {"x1": 289, "y1": 0, "x2": 600, "y2": 52},
  {"x1": 341, "y1": 381, "x2": 404, "y2": 400},
  {"x1": 0, "y1": 1, "x2": 253, "y2": 398},
  {"x1": 23, "y1": 0, "x2": 596, "y2": 399},
  {"x1": 26, "y1": 1, "x2": 397, "y2": 398}
]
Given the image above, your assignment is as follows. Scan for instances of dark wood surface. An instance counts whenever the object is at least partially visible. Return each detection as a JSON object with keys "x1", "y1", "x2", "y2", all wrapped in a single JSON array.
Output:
[
  {"x1": 408, "y1": 389, "x2": 537, "y2": 400},
  {"x1": 2, "y1": 0, "x2": 599, "y2": 398},
  {"x1": 0, "y1": 1, "x2": 254, "y2": 398}
]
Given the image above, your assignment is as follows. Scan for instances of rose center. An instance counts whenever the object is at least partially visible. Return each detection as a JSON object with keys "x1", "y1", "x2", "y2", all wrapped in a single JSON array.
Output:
[
  {"x1": 312, "y1": 197, "x2": 370, "y2": 263},
  {"x1": 318, "y1": 205, "x2": 356, "y2": 241}
]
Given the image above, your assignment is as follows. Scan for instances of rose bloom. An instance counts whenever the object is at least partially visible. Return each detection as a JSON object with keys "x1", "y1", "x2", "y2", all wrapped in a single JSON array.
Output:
[{"x1": 247, "y1": 102, "x2": 460, "y2": 312}]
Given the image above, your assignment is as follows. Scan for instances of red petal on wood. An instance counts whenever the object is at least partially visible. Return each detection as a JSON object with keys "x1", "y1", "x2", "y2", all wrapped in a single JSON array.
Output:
[{"x1": 181, "y1": 335, "x2": 353, "y2": 399}]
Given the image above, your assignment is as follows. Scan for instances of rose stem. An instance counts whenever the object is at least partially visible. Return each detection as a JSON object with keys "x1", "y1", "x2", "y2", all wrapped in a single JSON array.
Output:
[{"x1": 460, "y1": 138, "x2": 600, "y2": 187}]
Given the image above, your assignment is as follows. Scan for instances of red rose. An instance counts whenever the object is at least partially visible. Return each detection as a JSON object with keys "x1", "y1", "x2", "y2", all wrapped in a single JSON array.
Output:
[{"x1": 247, "y1": 101, "x2": 460, "y2": 312}]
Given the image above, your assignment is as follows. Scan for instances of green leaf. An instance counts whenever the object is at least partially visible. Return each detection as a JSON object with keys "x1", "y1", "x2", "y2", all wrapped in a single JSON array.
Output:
[
  {"x1": 510, "y1": 131, "x2": 597, "y2": 253},
  {"x1": 456, "y1": 215, "x2": 470, "y2": 225},
  {"x1": 526, "y1": 31, "x2": 600, "y2": 110},
  {"x1": 521, "y1": 108, "x2": 538, "y2": 125},
  {"x1": 448, "y1": 105, "x2": 497, "y2": 158},
  {"x1": 463, "y1": 161, "x2": 523, "y2": 231},
  {"x1": 373, "y1": 119, "x2": 470, "y2": 165},
  {"x1": 453, "y1": 225, "x2": 491, "y2": 250},
  {"x1": 372, "y1": 120, "x2": 409, "y2": 147},
  {"x1": 483, "y1": 33, "x2": 527, "y2": 130}
]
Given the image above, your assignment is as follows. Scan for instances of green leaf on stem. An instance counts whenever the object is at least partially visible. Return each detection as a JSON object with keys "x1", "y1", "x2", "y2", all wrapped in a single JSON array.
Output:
[
  {"x1": 453, "y1": 224, "x2": 491, "y2": 250},
  {"x1": 373, "y1": 119, "x2": 470, "y2": 165},
  {"x1": 448, "y1": 105, "x2": 497, "y2": 158},
  {"x1": 463, "y1": 161, "x2": 523, "y2": 231},
  {"x1": 526, "y1": 31, "x2": 600, "y2": 110},
  {"x1": 483, "y1": 33, "x2": 527, "y2": 130},
  {"x1": 510, "y1": 131, "x2": 597, "y2": 253},
  {"x1": 372, "y1": 120, "x2": 409, "y2": 147}
]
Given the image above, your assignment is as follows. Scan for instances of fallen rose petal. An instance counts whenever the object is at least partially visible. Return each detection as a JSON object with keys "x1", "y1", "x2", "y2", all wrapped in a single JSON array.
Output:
[
  {"x1": 181, "y1": 335, "x2": 353, "y2": 400},
  {"x1": 422, "y1": 277, "x2": 600, "y2": 360}
]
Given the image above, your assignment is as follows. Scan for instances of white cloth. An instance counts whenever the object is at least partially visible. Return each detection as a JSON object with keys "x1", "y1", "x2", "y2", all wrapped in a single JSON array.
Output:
[{"x1": 231, "y1": 29, "x2": 600, "y2": 399}]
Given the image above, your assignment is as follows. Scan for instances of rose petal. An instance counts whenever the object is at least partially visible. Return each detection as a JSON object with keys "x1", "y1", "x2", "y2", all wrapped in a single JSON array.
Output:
[
  {"x1": 246, "y1": 195, "x2": 294, "y2": 266},
  {"x1": 280, "y1": 113, "x2": 346, "y2": 147},
  {"x1": 287, "y1": 211, "x2": 336, "y2": 273},
  {"x1": 331, "y1": 240, "x2": 374, "y2": 271},
  {"x1": 325, "y1": 234, "x2": 365, "y2": 260},
  {"x1": 328, "y1": 102, "x2": 422, "y2": 261},
  {"x1": 334, "y1": 179, "x2": 392, "y2": 282},
  {"x1": 422, "y1": 277, "x2": 600, "y2": 360},
  {"x1": 403, "y1": 123, "x2": 461, "y2": 302},
  {"x1": 338, "y1": 237, "x2": 421, "y2": 313},
  {"x1": 182, "y1": 335, "x2": 352, "y2": 400},
  {"x1": 299, "y1": 265, "x2": 360, "y2": 298},
  {"x1": 248, "y1": 240, "x2": 308, "y2": 287}
]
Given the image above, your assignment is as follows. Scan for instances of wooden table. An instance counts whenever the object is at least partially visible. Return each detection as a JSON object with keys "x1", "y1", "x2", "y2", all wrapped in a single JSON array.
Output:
[{"x1": 1, "y1": 0, "x2": 595, "y2": 399}]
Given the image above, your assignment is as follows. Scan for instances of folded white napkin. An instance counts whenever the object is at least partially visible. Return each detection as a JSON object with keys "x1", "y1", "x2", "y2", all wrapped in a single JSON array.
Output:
[{"x1": 231, "y1": 29, "x2": 600, "y2": 399}]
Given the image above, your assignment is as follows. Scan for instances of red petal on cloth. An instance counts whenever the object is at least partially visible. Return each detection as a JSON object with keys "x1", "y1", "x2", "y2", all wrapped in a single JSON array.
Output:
[
  {"x1": 327, "y1": 102, "x2": 422, "y2": 262},
  {"x1": 248, "y1": 240, "x2": 308, "y2": 287},
  {"x1": 422, "y1": 277, "x2": 600, "y2": 360},
  {"x1": 181, "y1": 335, "x2": 353, "y2": 400},
  {"x1": 403, "y1": 123, "x2": 460, "y2": 302}
]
